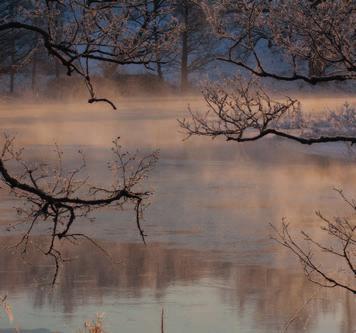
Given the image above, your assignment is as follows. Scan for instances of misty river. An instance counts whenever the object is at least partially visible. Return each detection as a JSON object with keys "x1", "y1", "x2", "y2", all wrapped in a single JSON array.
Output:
[{"x1": 0, "y1": 97, "x2": 355, "y2": 333}]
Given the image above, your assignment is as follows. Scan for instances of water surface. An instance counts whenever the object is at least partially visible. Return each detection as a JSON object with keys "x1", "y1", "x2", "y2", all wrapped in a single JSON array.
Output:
[{"x1": 0, "y1": 98, "x2": 355, "y2": 333}]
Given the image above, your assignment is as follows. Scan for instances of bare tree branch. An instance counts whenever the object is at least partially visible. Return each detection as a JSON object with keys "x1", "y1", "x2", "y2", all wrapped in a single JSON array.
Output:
[
  {"x1": 271, "y1": 190, "x2": 356, "y2": 295},
  {"x1": 0, "y1": 134, "x2": 158, "y2": 284},
  {"x1": 205, "y1": 0, "x2": 356, "y2": 84},
  {"x1": 179, "y1": 77, "x2": 356, "y2": 145},
  {"x1": 0, "y1": 0, "x2": 178, "y2": 108}
]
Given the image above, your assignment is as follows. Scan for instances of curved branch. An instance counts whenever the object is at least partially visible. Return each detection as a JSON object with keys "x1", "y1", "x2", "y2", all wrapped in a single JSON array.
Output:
[
  {"x1": 271, "y1": 220, "x2": 356, "y2": 295},
  {"x1": 217, "y1": 57, "x2": 354, "y2": 85},
  {"x1": 0, "y1": 137, "x2": 157, "y2": 284},
  {"x1": 227, "y1": 128, "x2": 356, "y2": 145},
  {"x1": 180, "y1": 77, "x2": 356, "y2": 146}
]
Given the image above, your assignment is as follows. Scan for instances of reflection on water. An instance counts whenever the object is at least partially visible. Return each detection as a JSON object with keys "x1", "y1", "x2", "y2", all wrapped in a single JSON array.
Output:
[
  {"x1": 0, "y1": 99, "x2": 355, "y2": 332},
  {"x1": 0, "y1": 239, "x2": 354, "y2": 333}
]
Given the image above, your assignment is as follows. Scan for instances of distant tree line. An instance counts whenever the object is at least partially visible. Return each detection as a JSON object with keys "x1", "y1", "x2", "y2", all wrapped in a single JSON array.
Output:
[{"x1": 0, "y1": 0, "x2": 220, "y2": 97}]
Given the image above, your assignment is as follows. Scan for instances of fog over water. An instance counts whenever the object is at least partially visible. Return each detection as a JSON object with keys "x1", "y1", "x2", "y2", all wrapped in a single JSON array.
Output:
[{"x1": 0, "y1": 97, "x2": 355, "y2": 333}]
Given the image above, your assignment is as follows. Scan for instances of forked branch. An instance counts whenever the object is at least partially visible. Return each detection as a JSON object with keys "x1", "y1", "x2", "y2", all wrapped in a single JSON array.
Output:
[
  {"x1": 180, "y1": 78, "x2": 356, "y2": 145},
  {"x1": 0, "y1": 134, "x2": 158, "y2": 285},
  {"x1": 271, "y1": 191, "x2": 356, "y2": 295}
]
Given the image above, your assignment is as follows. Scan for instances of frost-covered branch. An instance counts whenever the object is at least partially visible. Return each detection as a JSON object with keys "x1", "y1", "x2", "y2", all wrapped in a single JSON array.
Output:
[
  {"x1": 0, "y1": 0, "x2": 178, "y2": 108},
  {"x1": 0, "y1": 134, "x2": 158, "y2": 285},
  {"x1": 204, "y1": 0, "x2": 355, "y2": 84},
  {"x1": 179, "y1": 77, "x2": 356, "y2": 145}
]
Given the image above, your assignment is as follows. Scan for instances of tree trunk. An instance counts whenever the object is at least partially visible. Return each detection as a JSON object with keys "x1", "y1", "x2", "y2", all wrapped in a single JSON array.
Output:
[
  {"x1": 54, "y1": 1, "x2": 62, "y2": 80},
  {"x1": 9, "y1": 2, "x2": 16, "y2": 94},
  {"x1": 153, "y1": 0, "x2": 164, "y2": 81},
  {"x1": 55, "y1": 59, "x2": 61, "y2": 79},
  {"x1": 180, "y1": 2, "x2": 189, "y2": 93},
  {"x1": 155, "y1": 44, "x2": 163, "y2": 81},
  {"x1": 9, "y1": 51, "x2": 15, "y2": 94},
  {"x1": 31, "y1": 52, "x2": 38, "y2": 95},
  {"x1": 308, "y1": 56, "x2": 325, "y2": 77}
]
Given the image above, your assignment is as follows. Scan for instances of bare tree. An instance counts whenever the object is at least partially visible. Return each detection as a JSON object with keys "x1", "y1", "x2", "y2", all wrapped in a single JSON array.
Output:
[
  {"x1": 0, "y1": 0, "x2": 39, "y2": 94},
  {"x1": 174, "y1": 0, "x2": 218, "y2": 92}
]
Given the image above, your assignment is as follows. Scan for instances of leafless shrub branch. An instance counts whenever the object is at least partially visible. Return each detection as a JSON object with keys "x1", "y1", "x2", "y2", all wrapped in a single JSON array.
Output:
[
  {"x1": 0, "y1": 134, "x2": 158, "y2": 285},
  {"x1": 271, "y1": 190, "x2": 356, "y2": 295},
  {"x1": 179, "y1": 77, "x2": 356, "y2": 145}
]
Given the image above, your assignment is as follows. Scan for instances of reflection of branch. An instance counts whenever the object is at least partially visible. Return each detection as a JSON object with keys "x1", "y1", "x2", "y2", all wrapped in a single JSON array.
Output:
[
  {"x1": 161, "y1": 308, "x2": 165, "y2": 333},
  {"x1": 0, "y1": 135, "x2": 158, "y2": 285},
  {"x1": 271, "y1": 191, "x2": 356, "y2": 295},
  {"x1": 282, "y1": 294, "x2": 319, "y2": 333}
]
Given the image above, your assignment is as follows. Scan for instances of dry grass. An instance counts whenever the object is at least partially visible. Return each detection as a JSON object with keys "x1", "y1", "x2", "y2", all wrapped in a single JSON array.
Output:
[{"x1": 78, "y1": 313, "x2": 106, "y2": 333}]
